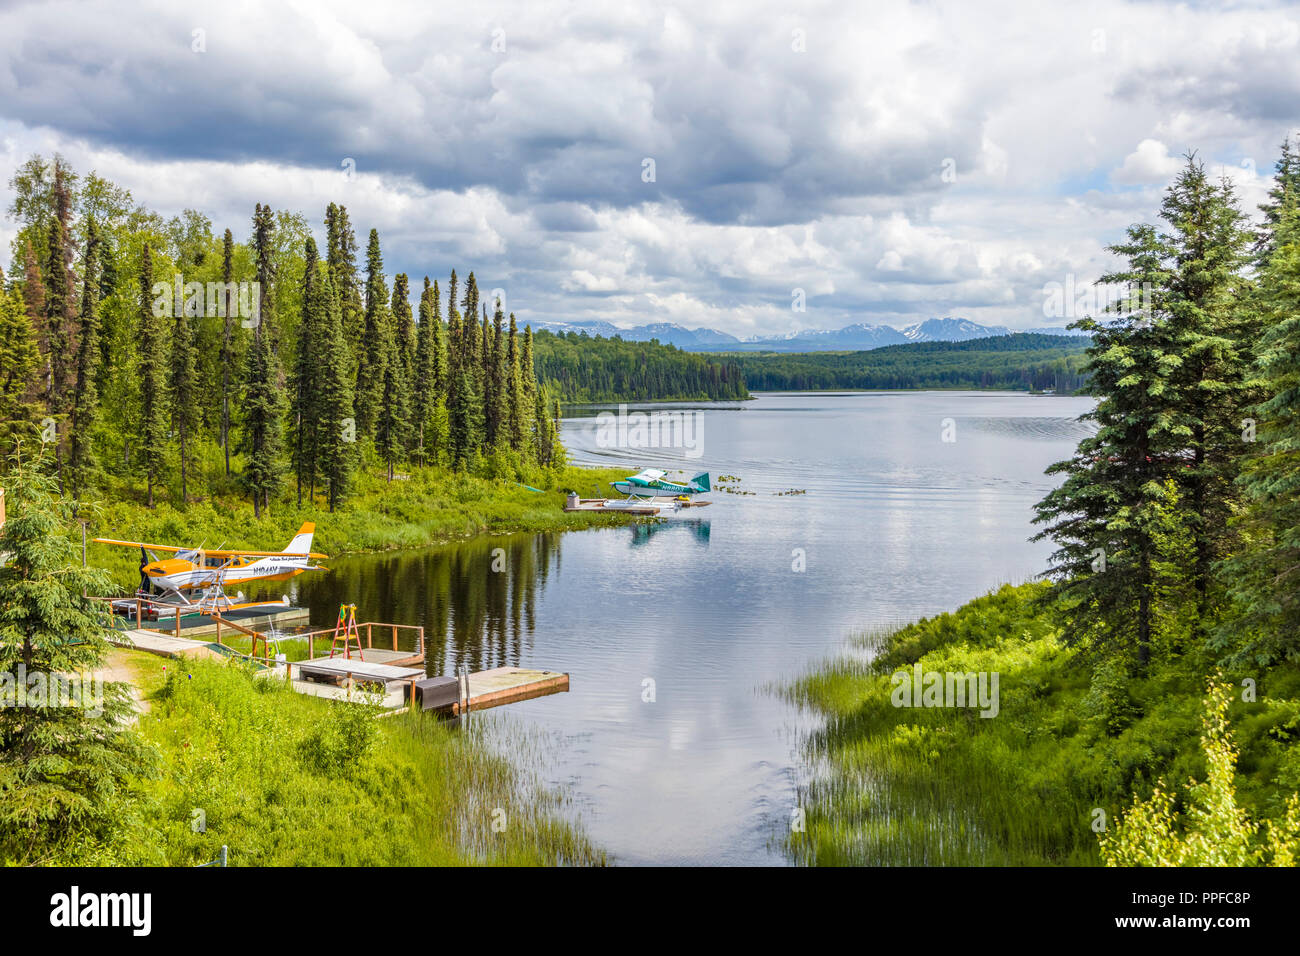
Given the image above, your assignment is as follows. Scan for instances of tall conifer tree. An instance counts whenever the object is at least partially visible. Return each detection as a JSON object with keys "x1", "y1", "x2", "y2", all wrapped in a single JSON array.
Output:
[
  {"x1": 317, "y1": 269, "x2": 355, "y2": 512},
  {"x1": 136, "y1": 244, "x2": 167, "y2": 509},
  {"x1": 0, "y1": 458, "x2": 156, "y2": 862},
  {"x1": 0, "y1": 287, "x2": 42, "y2": 455},
  {"x1": 219, "y1": 228, "x2": 236, "y2": 476},
  {"x1": 507, "y1": 312, "x2": 524, "y2": 452},
  {"x1": 242, "y1": 204, "x2": 283, "y2": 515},
  {"x1": 376, "y1": 333, "x2": 409, "y2": 482},
  {"x1": 355, "y1": 229, "x2": 388, "y2": 437},
  {"x1": 290, "y1": 238, "x2": 323, "y2": 505},
  {"x1": 412, "y1": 277, "x2": 440, "y2": 465},
  {"x1": 1034, "y1": 224, "x2": 1187, "y2": 665},
  {"x1": 392, "y1": 272, "x2": 415, "y2": 398},
  {"x1": 67, "y1": 218, "x2": 101, "y2": 504},
  {"x1": 1220, "y1": 182, "x2": 1300, "y2": 663},
  {"x1": 170, "y1": 282, "x2": 199, "y2": 504},
  {"x1": 42, "y1": 161, "x2": 77, "y2": 417},
  {"x1": 1158, "y1": 156, "x2": 1256, "y2": 625},
  {"x1": 324, "y1": 203, "x2": 364, "y2": 366}
]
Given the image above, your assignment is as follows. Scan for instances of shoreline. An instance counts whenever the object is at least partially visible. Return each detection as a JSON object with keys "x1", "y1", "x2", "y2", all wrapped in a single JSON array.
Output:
[
  {"x1": 785, "y1": 581, "x2": 1300, "y2": 867},
  {"x1": 85, "y1": 462, "x2": 644, "y2": 591}
]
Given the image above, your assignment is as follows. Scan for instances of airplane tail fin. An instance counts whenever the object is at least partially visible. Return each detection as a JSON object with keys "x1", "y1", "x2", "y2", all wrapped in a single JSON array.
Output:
[
  {"x1": 690, "y1": 472, "x2": 710, "y2": 492},
  {"x1": 284, "y1": 522, "x2": 315, "y2": 555}
]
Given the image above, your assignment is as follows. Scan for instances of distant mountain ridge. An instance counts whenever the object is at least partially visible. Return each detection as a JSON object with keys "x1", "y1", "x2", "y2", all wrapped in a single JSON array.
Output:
[{"x1": 529, "y1": 317, "x2": 1086, "y2": 352}]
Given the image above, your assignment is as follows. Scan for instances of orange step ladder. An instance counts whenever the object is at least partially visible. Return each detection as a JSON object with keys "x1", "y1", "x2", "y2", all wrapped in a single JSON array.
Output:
[{"x1": 329, "y1": 603, "x2": 363, "y2": 660}]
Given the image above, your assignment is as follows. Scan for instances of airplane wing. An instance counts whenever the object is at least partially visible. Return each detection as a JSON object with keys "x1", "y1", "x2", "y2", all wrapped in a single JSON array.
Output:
[
  {"x1": 199, "y1": 547, "x2": 329, "y2": 558},
  {"x1": 93, "y1": 537, "x2": 186, "y2": 553},
  {"x1": 92, "y1": 538, "x2": 327, "y2": 559}
]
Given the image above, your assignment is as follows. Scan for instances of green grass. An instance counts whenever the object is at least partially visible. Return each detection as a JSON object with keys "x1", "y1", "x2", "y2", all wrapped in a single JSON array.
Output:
[
  {"x1": 111, "y1": 657, "x2": 602, "y2": 866},
  {"x1": 107, "y1": 647, "x2": 172, "y2": 694},
  {"x1": 83, "y1": 462, "x2": 639, "y2": 591},
  {"x1": 785, "y1": 582, "x2": 1300, "y2": 866}
]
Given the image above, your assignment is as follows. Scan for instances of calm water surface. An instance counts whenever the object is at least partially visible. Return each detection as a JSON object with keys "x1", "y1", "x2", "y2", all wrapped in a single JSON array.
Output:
[{"x1": 285, "y1": 391, "x2": 1094, "y2": 865}]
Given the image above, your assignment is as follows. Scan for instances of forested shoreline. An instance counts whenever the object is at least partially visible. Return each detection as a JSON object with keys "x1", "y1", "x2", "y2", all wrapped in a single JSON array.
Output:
[
  {"x1": 790, "y1": 143, "x2": 1300, "y2": 866},
  {"x1": 733, "y1": 333, "x2": 1092, "y2": 393},
  {"x1": 531, "y1": 329, "x2": 749, "y2": 402}
]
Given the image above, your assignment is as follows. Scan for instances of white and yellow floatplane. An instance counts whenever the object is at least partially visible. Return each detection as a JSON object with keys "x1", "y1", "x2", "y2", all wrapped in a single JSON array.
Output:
[{"x1": 93, "y1": 522, "x2": 327, "y2": 615}]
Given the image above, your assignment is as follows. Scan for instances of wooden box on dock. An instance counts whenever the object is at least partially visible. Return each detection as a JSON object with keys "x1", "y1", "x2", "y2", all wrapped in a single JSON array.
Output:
[{"x1": 410, "y1": 676, "x2": 461, "y2": 711}]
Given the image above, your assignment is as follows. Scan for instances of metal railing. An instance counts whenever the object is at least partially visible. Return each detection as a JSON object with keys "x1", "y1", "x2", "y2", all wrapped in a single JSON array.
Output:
[{"x1": 196, "y1": 845, "x2": 228, "y2": 867}]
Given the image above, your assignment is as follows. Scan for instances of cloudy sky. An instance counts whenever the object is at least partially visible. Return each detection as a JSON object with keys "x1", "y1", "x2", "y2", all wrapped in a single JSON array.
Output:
[{"x1": 1, "y1": 0, "x2": 1297, "y2": 336}]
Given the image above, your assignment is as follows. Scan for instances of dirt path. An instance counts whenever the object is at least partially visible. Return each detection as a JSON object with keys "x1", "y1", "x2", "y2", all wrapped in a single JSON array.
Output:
[{"x1": 91, "y1": 656, "x2": 151, "y2": 720}]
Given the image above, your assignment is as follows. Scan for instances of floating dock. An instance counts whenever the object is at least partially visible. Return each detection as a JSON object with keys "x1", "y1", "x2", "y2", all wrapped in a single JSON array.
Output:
[
  {"x1": 108, "y1": 619, "x2": 570, "y2": 715},
  {"x1": 111, "y1": 628, "x2": 227, "y2": 659},
  {"x1": 564, "y1": 497, "x2": 711, "y2": 516},
  {"x1": 280, "y1": 658, "x2": 569, "y2": 715},
  {"x1": 447, "y1": 667, "x2": 570, "y2": 715}
]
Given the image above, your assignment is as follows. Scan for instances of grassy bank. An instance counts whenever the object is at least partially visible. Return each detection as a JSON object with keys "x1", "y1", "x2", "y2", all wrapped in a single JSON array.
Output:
[
  {"x1": 84, "y1": 462, "x2": 637, "y2": 590},
  {"x1": 96, "y1": 650, "x2": 602, "y2": 866},
  {"x1": 64, "y1": 463, "x2": 635, "y2": 866},
  {"x1": 785, "y1": 582, "x2": 1300, "y2": 866}
]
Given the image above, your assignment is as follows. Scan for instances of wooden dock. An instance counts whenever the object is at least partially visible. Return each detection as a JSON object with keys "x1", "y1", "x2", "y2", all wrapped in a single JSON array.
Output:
[
  {"x1": 564, "y1": 497, "x2": 711, "y2": 516},
  {"x1": 445, "y1": 667, "x2": 569, "y2": 715},
  {"x1": 108, "y1": 615, "x2": 569, "y2": 715},
  {"x1": 296, "y1": 657, "x2": 424, "y2": 684},
  {"x1": 285, "y1": 657, "x2": 570, "y2": 716},
  {"x1": 111, "y1": 628, "x2": 225, "y2": 659},
  {"x1": 564, "y1": 497, "x2": 659, "y2": 515}
]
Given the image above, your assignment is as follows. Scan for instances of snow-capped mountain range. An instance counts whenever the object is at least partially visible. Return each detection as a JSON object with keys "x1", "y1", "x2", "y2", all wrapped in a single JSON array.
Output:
[{"x1": 528, "y1": 317, "x2": 1088, "y2": 352}]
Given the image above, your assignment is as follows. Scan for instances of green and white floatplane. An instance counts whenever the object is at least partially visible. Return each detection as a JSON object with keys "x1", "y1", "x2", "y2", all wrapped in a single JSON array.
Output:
[{"x1": 611, "y1": 468, "x2": 711, "y2": 499}]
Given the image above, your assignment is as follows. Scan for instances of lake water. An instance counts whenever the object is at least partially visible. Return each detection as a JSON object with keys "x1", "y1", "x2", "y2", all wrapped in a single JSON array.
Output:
[{"x1": 285, "y1": 390, "x2": 1095, "y2": 865}]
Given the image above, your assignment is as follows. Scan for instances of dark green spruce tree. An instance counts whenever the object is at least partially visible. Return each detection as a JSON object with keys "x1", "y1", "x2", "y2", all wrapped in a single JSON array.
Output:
[
  {"x1": 1158, "y1": 156, "x2": 1256, "y2": 628},
  {"x1": 1033, "y1": 223, "x2": 1187, "y2": 666},
  {"x1": 1255, "y1": 136, "x2": 1300, "y2": 265},
  {"x1": 324, "y1": 203, "x2": 364, "y2": 371},
  {"x1": 446, "y1": 270, "x2": 483, "y2": 467},
  {"x1": 219, "y1": 228, "x2": 236, "y2": 476},
  {"x1": 136, "y1": 243, "x2": 167, "y2": 509},
  {"x1": 41, "y1": 162, "x2": 77, "y2": 421},
  {"x1": 355, "y1": 229, "x2": 388, "y2": 438},
  {"x1": 241, "y1": 326, "x2": 283, "y2": 518},
  {"x1": 412, "y1": 276, "x2": 441, "y2": 465},
  {"x1": 392, "y1": 272, "x2": 415, "y2": 401},
  {"x1": 67, "y1": 218, "x2": 101, "y2": 506},
  {"x1": 0, "y1": 286, "x2": 42, "y2": 456},
  {"x1": 0, "y1": 454, "x2": 157, "y2": 864},
  {"x1": 507, "y1": 312, "x2": 525, "y2": 452},
  {"x1": 316, "y1": 269, "x2": 355, "y2": 512},
  {"x1": 1219, "y1": 188, "x2": 1300, "y2": 664},
  {"x1": 290, "y1": 237, "x2": 322, "y2": 506},
  {"x1": 375, "y1": 333, "x2": 409, "y2": 482},
  {"x1": 520, "y1": 325, "x2": 539, "y2": 460},
  {"x1": 486, "y1": 296, "x2": 508, "y2": 448},
  {"x1": 169, "y1": 283, "x2": 199, "y2": 504},
  {"x1": 242, "y1": 204, "x2": 283, "y2": 516},
  {"x1": 460, "y1": 271, "x2": 481, "y2": 381}
]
